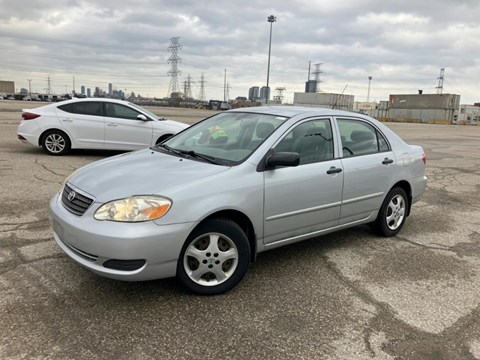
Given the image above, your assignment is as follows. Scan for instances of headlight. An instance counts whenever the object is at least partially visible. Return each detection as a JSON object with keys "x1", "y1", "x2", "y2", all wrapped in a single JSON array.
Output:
[{"x1": 94, "y1": 196, "x2": 171, "y2": 222}]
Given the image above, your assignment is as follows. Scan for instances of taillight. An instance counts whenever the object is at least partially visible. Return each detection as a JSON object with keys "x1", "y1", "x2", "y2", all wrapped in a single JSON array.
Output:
[
  {"x1": 422, "y1": 153, "x2": 426, "y2": 165},
  {"x1": 22, "y1": 112, "x2": 40, "y2": 120}
]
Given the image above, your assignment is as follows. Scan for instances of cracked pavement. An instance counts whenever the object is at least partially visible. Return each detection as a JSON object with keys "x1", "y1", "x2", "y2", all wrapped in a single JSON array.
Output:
[{"x1": 0, "y1": 102, "x2": 479, "y2": 359}]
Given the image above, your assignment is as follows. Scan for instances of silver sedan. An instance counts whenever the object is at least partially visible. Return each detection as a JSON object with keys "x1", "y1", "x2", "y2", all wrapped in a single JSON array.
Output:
[{"x1": 49, "y1": 107, "x2": 427, "y2": 295}]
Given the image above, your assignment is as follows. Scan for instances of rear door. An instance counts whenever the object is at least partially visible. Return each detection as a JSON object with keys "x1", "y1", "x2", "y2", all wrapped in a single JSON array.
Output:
[
  {"x1": 103, "y1": 102, "x2": 154, "y2": 150},
  {"x1": 336, "y1": 118, "x2": 396, "y2": 225},
  {"x1": 56, "y1": 101, "x2": 105, "y2": 148},
  {"x1": 263, "y1": 118, "x2": 343, "y2": 245}
]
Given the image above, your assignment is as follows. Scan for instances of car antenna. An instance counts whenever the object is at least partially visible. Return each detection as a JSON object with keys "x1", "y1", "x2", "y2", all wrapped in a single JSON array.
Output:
[{"x1": 332, "y1": 83, "x2": 348, "y2": 109}]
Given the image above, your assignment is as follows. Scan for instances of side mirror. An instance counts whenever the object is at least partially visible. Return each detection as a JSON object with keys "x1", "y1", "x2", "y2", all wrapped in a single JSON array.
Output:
[
  {"x1": 137, "y1": 114, "x2": 149, "y2": 121},
  {"x1": 266, "y1": 152, "x2": 300, "y2": 168}
]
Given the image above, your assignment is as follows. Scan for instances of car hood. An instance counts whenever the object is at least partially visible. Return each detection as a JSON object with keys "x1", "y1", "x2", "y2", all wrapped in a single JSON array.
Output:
[
  {"x1": 162, "y1": 119, "x2": 190, "y2": 130},
  {"x1": 68, "y1": 149, "x2": 229, "y2": 203}
]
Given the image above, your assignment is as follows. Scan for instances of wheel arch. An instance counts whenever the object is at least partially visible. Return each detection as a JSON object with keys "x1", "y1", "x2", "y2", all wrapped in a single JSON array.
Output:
[
  {"x1": 390, "y1": 180, "x2": 412, "y2": 216},
  {"x1": 38, "y1": 128, "x2": 71, "y2": 147},
  {"x1": 156, "y1": 133, "x2": 173, "y2": 145},
  {"x1": 195, "y1": 210, "x2": 257, "y2": 263}
]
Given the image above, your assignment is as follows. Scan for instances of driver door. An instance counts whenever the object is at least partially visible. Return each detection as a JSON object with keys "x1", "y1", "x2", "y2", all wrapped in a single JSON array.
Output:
[{"x1": 263, "y1": 118, "x2": 343, "y2": 245}]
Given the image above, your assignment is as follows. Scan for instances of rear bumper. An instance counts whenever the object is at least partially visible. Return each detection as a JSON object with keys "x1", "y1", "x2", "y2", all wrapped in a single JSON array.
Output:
[{"x1": 411, "y1": 175, "x2": 428, "y2": 204}]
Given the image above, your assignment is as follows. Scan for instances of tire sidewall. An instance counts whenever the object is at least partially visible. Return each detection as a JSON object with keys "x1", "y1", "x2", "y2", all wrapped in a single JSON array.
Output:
[
  {"x1": 375, "y1": 187, "x2": 409, "y2": 237},
  {"x1": 41, "y1": 130, "x2": 71, "y2": 156},
  {"x1": 177, "y1": 218, "x2": 250, "y2": 295}
]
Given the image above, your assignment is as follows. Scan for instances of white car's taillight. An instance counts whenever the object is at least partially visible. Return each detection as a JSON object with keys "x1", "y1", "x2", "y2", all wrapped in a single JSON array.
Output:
[{"x1": 22, "y1": 112, "x2": 41, "y2": 120}]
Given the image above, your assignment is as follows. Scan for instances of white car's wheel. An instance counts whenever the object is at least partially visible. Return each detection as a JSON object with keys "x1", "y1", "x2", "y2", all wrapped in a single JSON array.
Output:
[
  {"x1": 177, "y1": 218, "x2": 250, "y2": 295},
  {"x1": 41, "y1": 130, "x2": 71, "y2": 156}
]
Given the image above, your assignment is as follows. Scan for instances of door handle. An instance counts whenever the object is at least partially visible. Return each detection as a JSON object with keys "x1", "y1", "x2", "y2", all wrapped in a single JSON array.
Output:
[
  {"x1": 106, "y1": 123, "x2": 118, "y2": 127},
  {"x1": 382, "y1": 158, "x2": 394, "y2": 165},
  {"x1": 326, "y1": 167, "x2": 342, "y2": 174},
  {"x1": 61, "y1": 118, "x2": 73, "y2": 122}
]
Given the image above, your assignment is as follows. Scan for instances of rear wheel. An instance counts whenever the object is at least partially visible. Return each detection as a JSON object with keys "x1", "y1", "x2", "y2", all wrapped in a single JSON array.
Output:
[
  {"x1": 373, "y1": 187, "x2": 408, "y2": 237},
  {"x1": 41, "y1": 130, "x2": 71, "y2": 155},
  {"x1": 177, "y1": 218, "x2": 250, "y2": 295}
]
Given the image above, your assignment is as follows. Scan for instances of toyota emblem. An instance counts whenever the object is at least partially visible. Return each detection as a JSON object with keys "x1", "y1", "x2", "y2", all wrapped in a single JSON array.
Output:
[{"x1": 68, "y1": 190, "x2": 76, "y2": 202}]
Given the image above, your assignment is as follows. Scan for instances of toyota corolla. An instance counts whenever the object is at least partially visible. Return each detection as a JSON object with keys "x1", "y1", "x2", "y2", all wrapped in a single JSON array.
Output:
[{"x1": 49, "y1": 107, "x2": 427, "y2": 295}]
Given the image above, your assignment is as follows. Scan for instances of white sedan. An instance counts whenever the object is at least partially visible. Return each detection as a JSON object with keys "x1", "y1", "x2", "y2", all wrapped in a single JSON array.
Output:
[{"x1": 17, "y1": 98, "x2": 189, "y2": 155}]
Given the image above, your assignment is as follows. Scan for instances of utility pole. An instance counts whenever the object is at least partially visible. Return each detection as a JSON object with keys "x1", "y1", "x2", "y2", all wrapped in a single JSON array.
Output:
[
  {"x1": 223, "y1": 68, "x2": 227, "y2": 102},
  {"x1": 266, "y1": 15, "x2": 276, "y2": 104},
  {"x1": 367, "y1": 76, "x2": 372, "y2": 102}
]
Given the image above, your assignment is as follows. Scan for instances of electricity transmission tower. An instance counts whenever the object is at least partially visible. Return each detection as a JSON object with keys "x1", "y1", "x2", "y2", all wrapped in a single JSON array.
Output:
[
  {"x1": 273, "y1": 87, "x2": 286, "y2": 104},
  {"x1": 312, "y1": 63, "x2": 323, "y2": 92},
  {"x1": 167, "y1": 37, "x2": 182, "y2": 98},
  {"x1": 198, "y1": 73, "x2": 206, "y2": 101},
  {"x1": 436, "y1": 68, "x2": 445, "y2": 94},
  {"x1": 183, "y1": 74, "x2": 193, "y2": 100}
]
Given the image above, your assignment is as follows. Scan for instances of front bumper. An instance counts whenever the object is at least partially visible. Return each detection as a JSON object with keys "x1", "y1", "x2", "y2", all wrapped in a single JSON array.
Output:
[{"x1": 49, "y1": 191, "x2": 196, "y2": 281}]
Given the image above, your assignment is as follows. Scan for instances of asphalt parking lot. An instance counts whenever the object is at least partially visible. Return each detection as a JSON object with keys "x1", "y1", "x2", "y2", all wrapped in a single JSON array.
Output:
[{"x1": 1, "y1": 100, "x2": 479, "y2": 359}]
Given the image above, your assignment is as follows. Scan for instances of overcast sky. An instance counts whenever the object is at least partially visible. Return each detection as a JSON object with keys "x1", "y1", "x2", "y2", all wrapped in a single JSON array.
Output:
[{"x1": 0, "y1": 0, "x2": 478, "y2": 104}]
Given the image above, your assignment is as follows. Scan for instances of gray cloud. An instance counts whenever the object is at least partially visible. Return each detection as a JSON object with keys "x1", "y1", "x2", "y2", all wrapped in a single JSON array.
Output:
[{"x1": 0, "y1": 0, "x2": 478, "y2": 103}]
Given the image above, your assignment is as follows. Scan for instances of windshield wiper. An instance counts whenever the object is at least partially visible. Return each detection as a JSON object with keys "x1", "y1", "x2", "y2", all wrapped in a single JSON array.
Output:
[
  {"x1": 179, "y1": 150, "x2": 221, "y2": 165},
  {"x1": 157, "y1": 144, "x2": 220, "y2": 165}
]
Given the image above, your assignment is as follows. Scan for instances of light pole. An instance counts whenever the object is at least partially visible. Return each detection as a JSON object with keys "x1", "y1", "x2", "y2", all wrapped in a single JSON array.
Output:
[
  {"x1": 367, "y1": 76, "x2": 372, "y2": 102},
  {"x1": 266, "y1": 15, "x2": 276, "y2": 105}
]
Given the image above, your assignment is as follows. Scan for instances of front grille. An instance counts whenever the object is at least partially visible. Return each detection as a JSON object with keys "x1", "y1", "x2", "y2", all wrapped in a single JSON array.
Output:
[{"x1": 61, "y1": 184, "x2": 94, "y2": 216}]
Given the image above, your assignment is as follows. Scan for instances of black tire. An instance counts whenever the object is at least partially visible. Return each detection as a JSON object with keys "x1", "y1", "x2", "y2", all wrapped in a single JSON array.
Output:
[
  {"x1": 373, "y1": 187, "x2": 409, "y2": 237},
  {"x1": 41, "y1": 130, "x2": 71, "y2": 156},
  {"x1": 177, "y1": 218, "x2": 250, "y2": 295}
]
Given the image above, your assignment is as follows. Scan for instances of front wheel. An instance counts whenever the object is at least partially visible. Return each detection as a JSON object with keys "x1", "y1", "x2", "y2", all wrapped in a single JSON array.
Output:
[
  {"x1": 41, "y1": 130, "x2": 71, "y2": 155},
  {"x1": 177, "y1": 218, "x2": 250, "y2": 295},
  {"x1": 373, "y1": 187, "x2": 408, "y2": 237}
]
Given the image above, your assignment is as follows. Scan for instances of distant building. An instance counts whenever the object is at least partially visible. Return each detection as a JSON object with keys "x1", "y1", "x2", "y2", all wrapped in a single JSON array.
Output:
[
  {"x1": 260, "y1": 86, "x2": 270, "y2": 101},
  {"x1": 457, "y1": 104, "x2": 480, "y2": 125},
  {"x1": 87, "y1": 88, "x2": 91, "y2": 97},
  {"x1": 248, "y1": 86, "x2": 259, "y2": 101},
  {"x1": 293, "y1": 92, "x2": 354, "y2": 111},
  {"x1": 305, "y1": 80, "x2": 317, "y2": 93},
  {"x1": 0, "y1": 80, "x2": 15, "y2": 96},
  {"x1": 388, "y1": 93, "x2": 460, "y2": 124},
  {"x1": 81, "y1": 86, "x2": 85, "y2": 95},
  {"x1": 354, "y1": 101, "x2": 389, "y2": 121},
  {"x1": 108, "y1": 83, "x2": 113, "y2": 97}
]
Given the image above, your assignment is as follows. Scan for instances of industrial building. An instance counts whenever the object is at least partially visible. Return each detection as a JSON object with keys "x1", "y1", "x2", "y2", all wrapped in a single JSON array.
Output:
[
  {"x1": 457, "y1": 104, "x2": 480, "y2": 125},
  {"x1": 388, "y1": 93, "x2": 460, "y2": 124},
  {"x1": 0, "y1": 80, "x2": 15, "y2": 97},
  {"x1": 293, "y1": 92, "x2": 354, "y2": 111}
]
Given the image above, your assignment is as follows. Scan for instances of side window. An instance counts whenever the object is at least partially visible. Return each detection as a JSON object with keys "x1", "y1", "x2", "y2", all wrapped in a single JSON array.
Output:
[
  {"x1": 337, "y1": 119, "x2": 389, "y2": 157},
  {"x1": 71, "y1": 102, "x2": 102, "y2": 116},
  {"x1": 105, "y1": 103, "x2": 142, "y2": 120},
  {"x1": 274, "y1": 119, "x2": 334, "y2": 165}
]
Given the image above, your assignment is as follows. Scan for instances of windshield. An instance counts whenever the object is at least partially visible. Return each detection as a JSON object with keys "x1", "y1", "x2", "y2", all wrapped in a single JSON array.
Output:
[
  {"x1": 159, "y1": 112, "x2": 287, "y2": 165},
  {"x1": 128, "y1": 102, "x2": 160, "y2": 120}
]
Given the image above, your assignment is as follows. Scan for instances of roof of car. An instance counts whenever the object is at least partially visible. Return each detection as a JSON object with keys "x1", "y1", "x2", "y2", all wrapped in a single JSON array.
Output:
[
  {"x1": 229, "y1": 106, "x2": 365, "y2": 119},
  {"x1": 60, "y1": 98, "x2": 130, "y2": 105}
]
